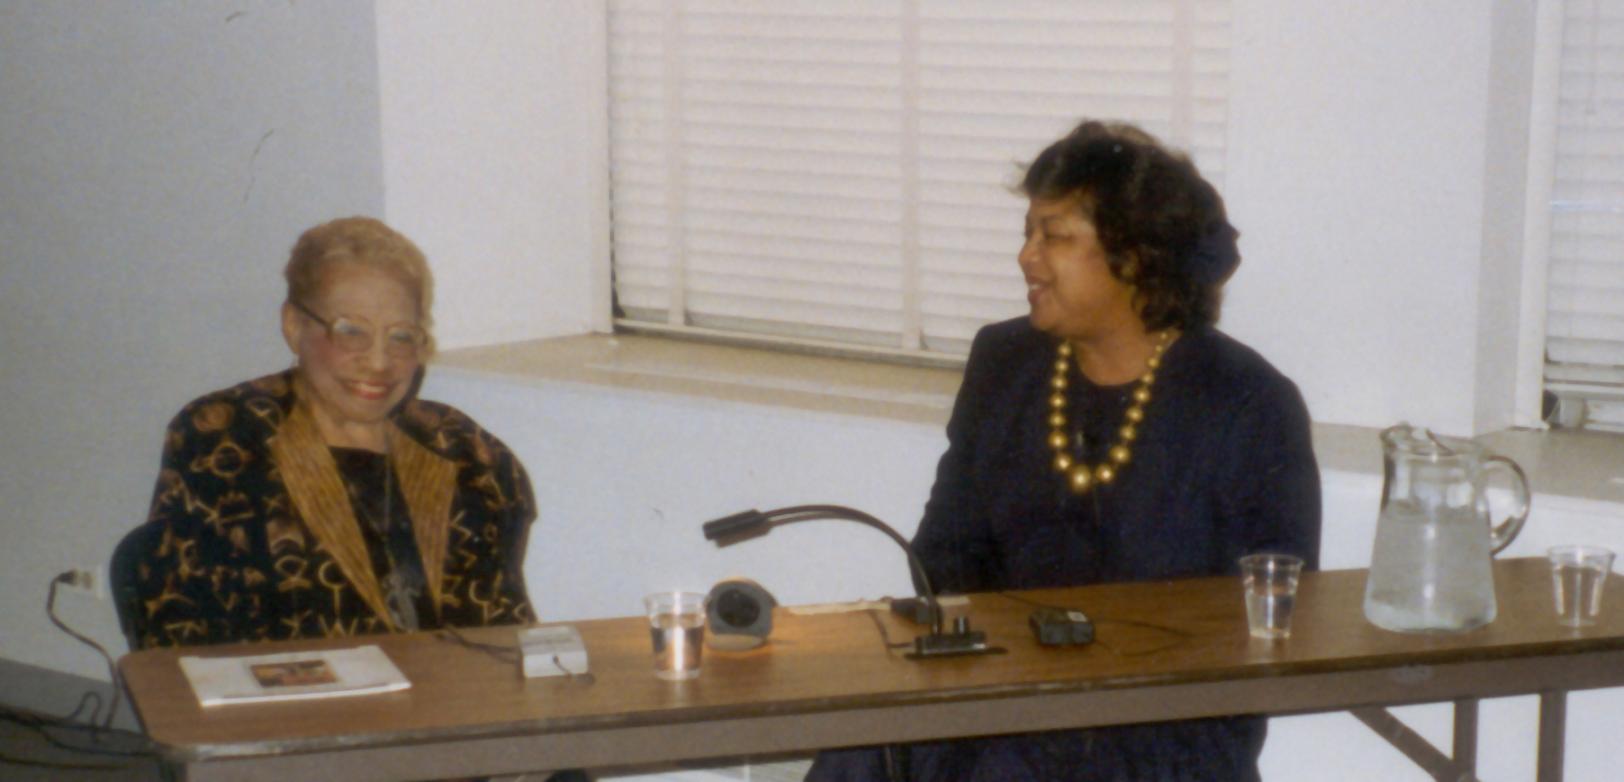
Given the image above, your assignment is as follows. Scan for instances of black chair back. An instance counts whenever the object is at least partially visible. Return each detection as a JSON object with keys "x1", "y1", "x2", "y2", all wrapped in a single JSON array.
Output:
[{"x1": 110, "y1": 523, "x2": 160, "y2": 650}]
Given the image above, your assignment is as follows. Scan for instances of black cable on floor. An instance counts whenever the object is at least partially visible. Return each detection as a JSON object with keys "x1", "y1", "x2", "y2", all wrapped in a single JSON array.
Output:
[
  {"x1": 0, "y1": 705, "x2": 162, "y2": 774},
  {"x1": 1, "y1": 707, "x2": 153, "y2": 758}
]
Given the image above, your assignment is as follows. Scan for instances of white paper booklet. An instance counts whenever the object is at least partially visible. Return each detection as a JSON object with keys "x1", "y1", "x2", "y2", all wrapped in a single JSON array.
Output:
[{"x1": 178, "y1": 644, "x2": 410, "y2": 707}]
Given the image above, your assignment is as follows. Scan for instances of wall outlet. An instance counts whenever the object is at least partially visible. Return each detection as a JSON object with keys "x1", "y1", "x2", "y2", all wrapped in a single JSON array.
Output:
[{"x1": 61, "y1": 566, "x2": 107, "y2": 601}]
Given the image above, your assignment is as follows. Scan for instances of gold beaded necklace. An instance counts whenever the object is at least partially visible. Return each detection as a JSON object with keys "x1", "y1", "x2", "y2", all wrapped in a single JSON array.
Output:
[{"x1": 1047, "y1": 330, "x2": 1172, "y2": 494}]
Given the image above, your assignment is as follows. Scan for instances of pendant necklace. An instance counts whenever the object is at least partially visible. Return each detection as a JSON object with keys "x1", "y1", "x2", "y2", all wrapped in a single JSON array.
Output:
[{"x1": 379, "y1": 433, "x2": 420, "y2": 631}]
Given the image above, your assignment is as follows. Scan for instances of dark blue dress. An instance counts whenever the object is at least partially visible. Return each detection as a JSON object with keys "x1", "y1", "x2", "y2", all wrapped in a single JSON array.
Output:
[{"x1": 809, "y1": 318, "x2": 1322, "y2": 781}]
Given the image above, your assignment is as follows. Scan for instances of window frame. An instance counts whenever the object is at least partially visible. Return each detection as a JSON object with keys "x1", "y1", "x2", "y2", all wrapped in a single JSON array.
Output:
[
  {"x1": 1519, "y1": 0, "x2": 1624, "y2": 432},
  {"x1": 605, "y1": 0, "x2": 1233, "y2": 364}
]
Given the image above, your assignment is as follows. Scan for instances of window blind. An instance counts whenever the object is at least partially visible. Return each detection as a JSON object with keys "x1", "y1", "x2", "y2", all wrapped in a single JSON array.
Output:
[
  {"x1": 607, "y1": 0, "x2": 1231, "y2": 359},
  {"x1": 1545, "y1": 0, "x2": 1624, "y2": 430}
]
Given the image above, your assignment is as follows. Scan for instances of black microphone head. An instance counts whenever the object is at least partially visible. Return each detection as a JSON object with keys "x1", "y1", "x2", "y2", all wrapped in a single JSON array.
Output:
[{"x1": 702, "y1": 509, "x2": 772, "y2": 544}]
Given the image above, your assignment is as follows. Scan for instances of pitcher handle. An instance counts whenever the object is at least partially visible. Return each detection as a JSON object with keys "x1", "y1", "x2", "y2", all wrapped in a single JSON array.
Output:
[{"x1": 1484, "y1": 455, "x2": 1531, "y2": 555}]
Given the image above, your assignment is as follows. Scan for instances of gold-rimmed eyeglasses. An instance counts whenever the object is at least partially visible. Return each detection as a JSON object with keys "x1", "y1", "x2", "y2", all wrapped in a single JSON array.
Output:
[{"x1": 292, "y1": 300, "x2": 426, "y2": 360}]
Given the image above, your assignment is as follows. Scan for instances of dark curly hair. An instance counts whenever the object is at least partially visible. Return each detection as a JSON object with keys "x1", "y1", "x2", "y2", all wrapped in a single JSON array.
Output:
[{"x1": 1021, "y1": 120, "x2": 1238, "y2": 331}]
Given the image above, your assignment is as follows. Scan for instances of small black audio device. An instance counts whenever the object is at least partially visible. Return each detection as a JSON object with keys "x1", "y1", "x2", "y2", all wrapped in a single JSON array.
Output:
[
  {"x1": 1029, "y1": 607, "x2": 1095, "y2": 647},
  {"x1": 706, "y1": 578, "x2": 777, "y2": 650}
]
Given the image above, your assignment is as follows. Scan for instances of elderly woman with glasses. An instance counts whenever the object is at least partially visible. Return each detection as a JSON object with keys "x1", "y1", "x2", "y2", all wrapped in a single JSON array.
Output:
[{"x1": 129, "y1": 217, "x2": 536, "y2": 648}]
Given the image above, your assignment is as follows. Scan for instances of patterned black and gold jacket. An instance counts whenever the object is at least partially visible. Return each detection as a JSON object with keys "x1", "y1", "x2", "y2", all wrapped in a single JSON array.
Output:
[{"x1": 131, "y1": 370, "x2": 536, "y2": 649}]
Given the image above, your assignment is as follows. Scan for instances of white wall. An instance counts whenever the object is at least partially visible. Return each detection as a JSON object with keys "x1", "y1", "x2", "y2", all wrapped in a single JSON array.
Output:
[
  {"x1": 1224, "y1": 0, "x2": 1526, "y2": 436},
  {"x1": 375, "y1": 0, "x2": 612, "y2": 348},
  {"x1": 425, "y1": 371, "x2": 942, "y2": 620},
  {"x1": 0, "y1": 1, "x2": 387, "y2": 678},
  {"x1": 1476, "y1": 0, "x2": 1540, "y2": 434}
]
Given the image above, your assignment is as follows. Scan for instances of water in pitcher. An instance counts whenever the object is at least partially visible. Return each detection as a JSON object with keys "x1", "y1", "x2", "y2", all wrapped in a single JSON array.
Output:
[
  {"x1": 1364, "y1": 504, "x2": 1497, "y2": 632},
  {"x1": 1363, "y1": 423, "x2": 1530, "y2": 633}
]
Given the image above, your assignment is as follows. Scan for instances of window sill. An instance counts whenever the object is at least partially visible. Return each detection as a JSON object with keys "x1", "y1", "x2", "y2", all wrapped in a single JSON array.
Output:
[
  {"x1": 432, "y1": 332, "x2": 964, "y2": 428},
  {"x1": 433, "y1": 333, "x2": 1624, "y2": 509}
]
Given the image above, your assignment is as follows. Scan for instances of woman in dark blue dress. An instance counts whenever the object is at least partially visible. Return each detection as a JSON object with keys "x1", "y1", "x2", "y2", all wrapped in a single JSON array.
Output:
[{"x1": 809, "y1": 121, "x2": 1321, "y2": 781}]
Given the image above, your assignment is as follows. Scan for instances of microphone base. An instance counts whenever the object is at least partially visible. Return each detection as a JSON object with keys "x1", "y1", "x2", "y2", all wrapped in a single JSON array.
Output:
[{"x1": 906, "y1": 630, "x2": 1004, "y2": 660}]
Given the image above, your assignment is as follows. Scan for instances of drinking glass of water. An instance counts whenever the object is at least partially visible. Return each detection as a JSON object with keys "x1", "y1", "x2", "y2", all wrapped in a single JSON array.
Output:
[
  {"x1": 1239, "y1": 553, "x2": 1304, "y2": 640},
  {"x1": 1548, "y1": 545, "x2": 1615, "y2": 628},
  {"x1": 645, "y1": 591, "x2": 707, "y2": 680}
]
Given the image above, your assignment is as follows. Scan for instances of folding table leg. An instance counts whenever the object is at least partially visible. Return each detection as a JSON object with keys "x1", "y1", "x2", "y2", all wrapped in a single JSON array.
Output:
[
  {"x1": 1348, "y1": 706, "x2": 1480, "y2": 782},
  {"x1": 1452, "y1": 697, "x2": 1478, "y2": 779},
  {"x1": 1538, "y1": 690, "x2": 1566, "y2": 782}
]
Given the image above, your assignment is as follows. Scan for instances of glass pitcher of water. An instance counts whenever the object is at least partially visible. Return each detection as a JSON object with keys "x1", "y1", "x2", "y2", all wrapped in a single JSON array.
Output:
[{"x1": 1363, "y1": 424, "x2": 1531, "y2": 633}]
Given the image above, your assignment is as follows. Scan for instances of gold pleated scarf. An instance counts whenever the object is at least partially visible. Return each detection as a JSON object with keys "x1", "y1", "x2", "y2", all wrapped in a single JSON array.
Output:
[{"x1": 270, "y1": 390, "x2": 457, "y2": 631}]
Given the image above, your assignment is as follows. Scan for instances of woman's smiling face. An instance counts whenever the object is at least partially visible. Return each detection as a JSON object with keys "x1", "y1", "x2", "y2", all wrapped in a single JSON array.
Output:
[
  {"x1": 1017, "y1": 197, "x2": 1140, "y2": 341},
  {"x1": 282, "y1": 263, "x2": 422, "y2": 448}
]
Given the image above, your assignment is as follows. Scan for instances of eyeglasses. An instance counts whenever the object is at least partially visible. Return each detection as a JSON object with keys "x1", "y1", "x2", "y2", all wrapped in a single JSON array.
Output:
[{"x1": 292, "y1": 300, "x2": 427, "y2": 360}]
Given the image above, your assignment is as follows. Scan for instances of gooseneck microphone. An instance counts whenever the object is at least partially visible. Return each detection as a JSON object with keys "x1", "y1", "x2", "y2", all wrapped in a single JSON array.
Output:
[{"x1": 702, "y1": 505, "x2": 995, "y2": 659}]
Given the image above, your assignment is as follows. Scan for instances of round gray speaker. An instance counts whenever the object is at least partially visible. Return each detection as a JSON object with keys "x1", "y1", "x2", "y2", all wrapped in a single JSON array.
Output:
[{"x1": 705, "y1": 578, "x2": 777, "y2": 651}]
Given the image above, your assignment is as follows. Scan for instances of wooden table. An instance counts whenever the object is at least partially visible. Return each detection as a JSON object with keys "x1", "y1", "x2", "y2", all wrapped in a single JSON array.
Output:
[{"x1": 120, "y1": 558, "x2": 1624, "y2": 781}]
